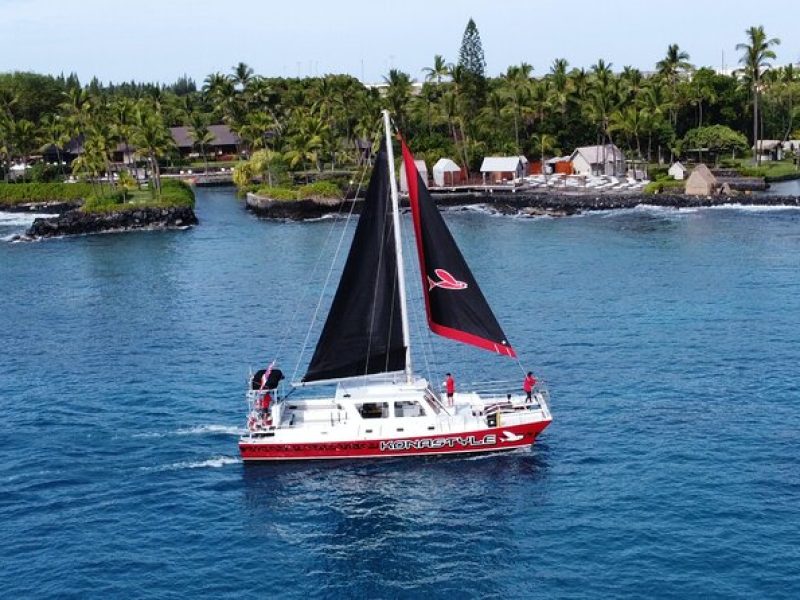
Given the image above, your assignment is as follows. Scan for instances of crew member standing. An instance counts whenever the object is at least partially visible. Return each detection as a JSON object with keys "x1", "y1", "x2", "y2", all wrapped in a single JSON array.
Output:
[
  {"x1": 523, "y1": 371, "x2": 537, "y2": 403},
  {"x1": 445, "y1": 373, "x2": 455, "y2": 406}
]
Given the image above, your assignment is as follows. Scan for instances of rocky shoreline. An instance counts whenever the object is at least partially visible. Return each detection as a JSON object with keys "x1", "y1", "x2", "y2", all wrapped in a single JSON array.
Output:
[
  {"x1": 246, "y1": 190, "x2": 800, "y2": 220},
  {"x1": 23, "y1": 206, "x2": 198, "y2": 240}
]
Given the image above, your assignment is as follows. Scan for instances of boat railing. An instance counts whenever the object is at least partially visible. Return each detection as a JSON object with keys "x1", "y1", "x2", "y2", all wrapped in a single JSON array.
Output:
[{"x1": 438, "y1": 378, "x2": 549, "y2": 399}]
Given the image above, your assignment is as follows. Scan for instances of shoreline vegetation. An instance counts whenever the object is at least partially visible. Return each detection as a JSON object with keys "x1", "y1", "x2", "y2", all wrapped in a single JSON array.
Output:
[
  {"x1": 1, "y1": 20, "x2": 799, "y2": 233},
  {"x1": 0, "y1": 179, "x2": 197, "y2": 239}
]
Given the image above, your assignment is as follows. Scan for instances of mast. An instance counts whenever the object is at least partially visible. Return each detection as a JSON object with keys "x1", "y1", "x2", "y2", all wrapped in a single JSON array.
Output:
[{"x1": 382, "y1": 110, "x2": 413, "y2": 383}]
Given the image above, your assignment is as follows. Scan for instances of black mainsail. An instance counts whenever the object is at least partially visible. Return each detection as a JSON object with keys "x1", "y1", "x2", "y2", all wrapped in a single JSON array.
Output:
[
  {"x1": 401, "y1": 139, "x2": 516, "y2": 358},
  {"x1": 303, "y1": 147, "x2": 406, "y2": 382}
]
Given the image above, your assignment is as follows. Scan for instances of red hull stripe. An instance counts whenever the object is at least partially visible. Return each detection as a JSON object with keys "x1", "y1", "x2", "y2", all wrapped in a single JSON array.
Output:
[
  {"x1": 239, "y1": 420, "x2": 549, "y2": 461},
  {"x1": 400, "y1": 139, "x2": 516, "y2": 359}
]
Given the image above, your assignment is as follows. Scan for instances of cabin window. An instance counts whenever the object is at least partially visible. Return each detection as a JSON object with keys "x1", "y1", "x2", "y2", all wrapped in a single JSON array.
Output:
[
  {"x1": 356, "y1": 402, "x2": 389, "y2": 419},
  {"x1": 394, "y1": 400, "x2": 426, "y2": 418}
]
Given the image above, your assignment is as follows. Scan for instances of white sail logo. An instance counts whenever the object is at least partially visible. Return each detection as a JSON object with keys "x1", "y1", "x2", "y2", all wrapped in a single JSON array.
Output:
[{"x1": 427, "y1": 269, "x2": 468, "y2": 291}]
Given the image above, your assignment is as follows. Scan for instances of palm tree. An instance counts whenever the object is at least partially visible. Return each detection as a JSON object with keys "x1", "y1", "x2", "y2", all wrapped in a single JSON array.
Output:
[
  {"x1": 640, "y1": 79, "x2": 672, "y2": 162},
  {"x1": 656, "y1": 44, "x2": 693, "y2": 130},
  {"x1": 39, "y1": 114, "x2": 70, "y2": 177},
  {"x1": 110, "y1": 98, "x2": 136, "y2": 176},
  {"x1": 737, "y1": 26, "x2": 781, "y2": 164},
  {"x1": 231, "y1": 62, "x2": 254, "y2": 91},
  {"x1": 530, "y1": 133, "x2": 556, "y2": 183},
  {"x1": 656, "y1": 44, "x2": 693, "y2": 83},
  {"x1": 11, "y1": 119, "x2": 38, "y2": 181},
  {"x1": 188, "y1": 113, "x2": 214, "y2": 173},
  {"x1": 132, "y1": 105, "x2": 174, "y2": 196},
  {"x1": 423, "y1": 55, "x2": 450, "y2": 86},
  {"x1": 383, "y1": 69, "x2": 413, "y2": 131},
  {"x1": 501, "y1": 63, "x2": 533, "y2": 152}
]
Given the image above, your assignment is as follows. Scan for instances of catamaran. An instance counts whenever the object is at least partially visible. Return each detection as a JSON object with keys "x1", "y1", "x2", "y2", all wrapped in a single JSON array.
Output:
[{"x1": 238, "y1": 112, "x2": 552, "y2": 461}]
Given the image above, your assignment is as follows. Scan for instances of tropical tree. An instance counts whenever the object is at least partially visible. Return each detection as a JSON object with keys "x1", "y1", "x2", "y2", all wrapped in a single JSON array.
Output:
[
  {"x1": 383, "y1": 69, "x2": 413, "y2": 131},
  {"x1": 188, "y1": 113, "x2": 215, "y2": 173},
  {"x1": 39, "y1": 114, "x2": 70, "y2": 176},
  {"x1": 457, "y1": 18, "x2": 487, "y2": 121},
  {"x1": 530, "y1": 132, "x2": 556, "y2": 182},
  {"x1": 737, "y1": 25, "x2": 781, "y2": 164},
  {"x1": 501, "y1": 63, "x2": 533, "y2": 152},
  {"x1": 423, "y1": 55, "x2": 450, "y2": 86},
  {"x1": 132, "y1": 105, "x2": 174, "y2": 196}
]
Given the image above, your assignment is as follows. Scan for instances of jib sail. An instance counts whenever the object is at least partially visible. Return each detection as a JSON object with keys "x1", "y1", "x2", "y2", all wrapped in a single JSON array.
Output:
[{"x1": 401, "y1": 139, "x2": 516, "y2": 358}]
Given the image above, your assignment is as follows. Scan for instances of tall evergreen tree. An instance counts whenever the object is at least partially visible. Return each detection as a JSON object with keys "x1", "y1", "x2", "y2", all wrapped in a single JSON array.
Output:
[{"x1": 457, "y1": 18, "x2": 487, "y2": 122}]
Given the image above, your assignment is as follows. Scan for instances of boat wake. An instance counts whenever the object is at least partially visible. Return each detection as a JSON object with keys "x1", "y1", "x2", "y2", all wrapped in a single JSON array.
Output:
[
  {"x1": 133, "y1": 424, "x2": 244, "y2": 438},
  {"x1": 142, "y1": 456, "x2": 242, "y2": 472}
]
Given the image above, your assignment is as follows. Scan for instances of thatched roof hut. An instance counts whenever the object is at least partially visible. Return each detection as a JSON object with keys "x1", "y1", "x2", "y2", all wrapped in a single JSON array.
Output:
[{"x1": 685, "y1": 164, "x2": 717, "y2": 196}]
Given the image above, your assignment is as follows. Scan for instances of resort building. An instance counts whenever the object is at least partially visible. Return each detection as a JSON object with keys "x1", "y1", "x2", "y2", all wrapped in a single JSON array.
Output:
[
  {"x1": 685, "y1": 164, "x2": 718, "y2": 196},
  {"x1": 170, "y1": 124, "x2": 241, "y2": 158},
  {"x1": 480, "y1": 156, "x2": 527, "y2": 184},
  {"x1": 781, "y1": 140, "x2": 800, "y2": 155},
  {"x1": 753, "y1": 140, "x2": 784, "y2": 162},
  {"x1": 668, "y1": 161, "x2": 688, "y2": 180},
  {"x1": 569, "y1": 144, "x2": 626, "y2": 176},
  {"x1": 399, "y1": 159, "x2": 428, "y2": 192},
  {"x1": 431, "y1": 158, "x2": 463, "y2": 187}
]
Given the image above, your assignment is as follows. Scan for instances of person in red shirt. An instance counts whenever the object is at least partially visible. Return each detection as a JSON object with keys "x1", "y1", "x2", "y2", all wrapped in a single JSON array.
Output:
[
  {"x1": 445, "y1": 373, "x2": 455, "y2": 406},
  {"x1": 523, "y1": 372, "x2": 537, "y2": 403}
]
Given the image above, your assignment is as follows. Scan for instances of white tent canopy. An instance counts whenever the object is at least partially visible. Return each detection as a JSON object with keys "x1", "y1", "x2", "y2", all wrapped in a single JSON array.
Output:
[
  {"x1": 432, "y1": 158, "x2": 461, "y2": 186},
  {"x1": 480, "y1": 156, "x2": 524, "y2": 173},
  {"x1": 399, "y1": 159, "x2": 428, "y2": 192}
]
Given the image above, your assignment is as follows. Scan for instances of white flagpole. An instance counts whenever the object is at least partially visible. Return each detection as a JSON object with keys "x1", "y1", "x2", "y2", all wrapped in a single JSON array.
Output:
[{"x1": 382, "y1": 110, "x2": 413, "y2": 383}]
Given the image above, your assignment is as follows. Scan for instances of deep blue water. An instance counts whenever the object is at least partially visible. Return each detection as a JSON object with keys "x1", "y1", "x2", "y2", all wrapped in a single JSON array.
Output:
[{"x1": 2, "y1": 188, "x2": 800, "y2": 599}]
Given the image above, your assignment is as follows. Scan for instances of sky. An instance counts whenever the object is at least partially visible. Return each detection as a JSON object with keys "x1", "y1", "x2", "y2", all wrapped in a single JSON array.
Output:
[{"x1": 1, "y1": 0, "x2": 798, "y2": 85}]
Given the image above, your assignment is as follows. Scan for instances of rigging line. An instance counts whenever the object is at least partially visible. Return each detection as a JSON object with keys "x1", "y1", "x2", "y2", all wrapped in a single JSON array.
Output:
[
  {"x1": 290, "y1": 116, "x2": 383, "y2": 383},
  {"x1": 272, "y1": 172, "x2": 355, "y2": 365},
  {"x1": 289, "y1": 151, "x2": 370, "y2": 383}
]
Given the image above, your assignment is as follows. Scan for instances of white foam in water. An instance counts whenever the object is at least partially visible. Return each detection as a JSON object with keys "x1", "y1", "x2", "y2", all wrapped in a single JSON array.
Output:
[
  {"x1": 0, "y1": 211, "x2": 58, "y2": 227},
  {"x1": 133, "y1": 424, "x2": 243, "y2": 438},
  {"x1": 176, "y1": 424, "x2": 243, "y2": 436},
  {"x1": 700, "y1": 203, "x2": 800, "y2": 213},
  {"x1": 142, "y1": 455, "x2": 241, "y2": 472}
]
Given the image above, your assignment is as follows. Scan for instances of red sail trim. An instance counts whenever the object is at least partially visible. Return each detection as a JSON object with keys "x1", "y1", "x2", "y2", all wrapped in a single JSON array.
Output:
[
  {"x1": 400, "y1": 138, "x2": 517, "y2": 359},
  {"x1": 429, "y1": 322, "x2": 517, "y2": 357}
]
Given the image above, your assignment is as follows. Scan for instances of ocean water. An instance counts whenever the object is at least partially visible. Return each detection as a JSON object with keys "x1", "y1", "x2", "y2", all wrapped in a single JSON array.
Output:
[{"x1": 1, "y1": 188, "x2": 799, "y2": 598}]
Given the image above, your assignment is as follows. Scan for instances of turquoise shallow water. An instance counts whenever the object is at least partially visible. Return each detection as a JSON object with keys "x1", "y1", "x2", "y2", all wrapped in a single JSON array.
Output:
[{"x1": 1, "y1": 189, "x2": 800, "y2": 598}]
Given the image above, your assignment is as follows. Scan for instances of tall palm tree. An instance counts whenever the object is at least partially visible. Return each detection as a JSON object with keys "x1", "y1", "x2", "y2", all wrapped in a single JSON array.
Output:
[
  {"x1": 188, "y1": 113, "x2": 214, "y2": 173},
  {"x1": 132, "y1": 105, "x2": 174, "y2": 196},
  {"x1": 501, "y1": 63, "x2": 533, "y2": 152},
  {"x1": 656, "y1": 44, "x2": 693, "y2": 83},
  {"x1": 383, "y1": 69, "x2": 413, "y2": 131},
  {"x1": 423, "y1": 55, "x2": 450, "y2": 86},
  {"x1": 656, "y1": 44, "x2": 693, "y2": 130},
  {"x1": 11, "y1": 119, "x2": 38, "y2": 181},
  {"x1": 39, "y1": 114, "x2": 70, "y2": 177},
  {"x1": 231, "y1": 62, "x2": 254, "y2": 91},
  {"x1": 737, "y1": 26, "x2": 781, "y2": 164}
]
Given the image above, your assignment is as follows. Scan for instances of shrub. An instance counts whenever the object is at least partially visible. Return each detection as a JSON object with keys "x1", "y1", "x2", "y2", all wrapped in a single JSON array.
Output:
[
  {"x1": 82, "y1": 192, "x2": 124, "y2": 212},
  {"x1": 0, "y1": 182, "x2": 94, "y2": 204},
  {"x1": 256, "y1": 186, "x2": 298, "y2": 201},
  {"x1": 297, "y1": 181, "x2": 342, "y2": 200},
  {"x1": 644, "y1": 179, "x2": 685, "y2": 194},
  {"x1": 81, "y1": 180, "x2": 195, "y2": 213}
]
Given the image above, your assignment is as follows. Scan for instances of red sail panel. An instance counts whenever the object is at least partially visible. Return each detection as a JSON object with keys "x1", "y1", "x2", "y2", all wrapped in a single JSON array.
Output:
[{"x1": 401, "y1": 140, "x2": 516, "y2": 358}]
